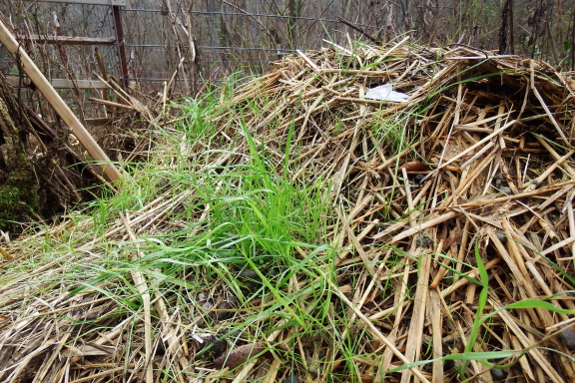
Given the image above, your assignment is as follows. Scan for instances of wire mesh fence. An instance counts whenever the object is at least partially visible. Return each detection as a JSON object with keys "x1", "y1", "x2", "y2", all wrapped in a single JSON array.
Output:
[
  {"x1": 2, "y1": 0, "x2": 573, "y2": 116},
  {"x1": 122, "y1": 0, "x2": 385, "y2": 94},
  {"x1": 1, "y1": 0, "x2": 385, "y2": 100}
]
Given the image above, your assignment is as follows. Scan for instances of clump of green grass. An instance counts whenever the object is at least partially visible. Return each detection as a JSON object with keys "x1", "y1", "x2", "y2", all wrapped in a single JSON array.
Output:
[{"x1": 51, "y1": 78, "x2": 364, "y2": 380}]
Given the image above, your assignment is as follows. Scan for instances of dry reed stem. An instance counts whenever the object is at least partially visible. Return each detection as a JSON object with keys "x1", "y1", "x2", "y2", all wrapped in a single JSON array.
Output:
[{"x1": 3, "y1": 41, "x2": 575, "y2": 382}]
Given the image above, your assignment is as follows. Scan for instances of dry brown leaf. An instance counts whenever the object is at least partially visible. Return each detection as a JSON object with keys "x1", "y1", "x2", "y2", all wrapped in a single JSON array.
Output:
[
  {"x1": 401, "y1": 161, "x2": 430, "y2": 172},
  {"x1": 213, "y1": 342, "x2": 269, "y2": 369},
  {"x1": 213, "y1": 341, "x2": 289, "y2": 369},
  {"x1": 0, "y1": 246, "x2": 13, "y2": 260}
]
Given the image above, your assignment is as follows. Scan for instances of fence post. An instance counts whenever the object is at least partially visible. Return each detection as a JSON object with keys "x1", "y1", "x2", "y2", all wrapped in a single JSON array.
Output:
[{"x1": 112, "y1": 5, "x2": 129, "y2": 89}]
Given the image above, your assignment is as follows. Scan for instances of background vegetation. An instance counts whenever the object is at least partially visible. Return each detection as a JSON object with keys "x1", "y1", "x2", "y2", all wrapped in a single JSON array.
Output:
[{"x1": 1, "y1": 0, "x2": 574, "y2": 98}]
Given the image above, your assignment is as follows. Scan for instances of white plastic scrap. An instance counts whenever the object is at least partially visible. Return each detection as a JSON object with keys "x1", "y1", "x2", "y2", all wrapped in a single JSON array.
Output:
[{"x1": 365, "y1": 84, "x2": 409, "y2": 103}]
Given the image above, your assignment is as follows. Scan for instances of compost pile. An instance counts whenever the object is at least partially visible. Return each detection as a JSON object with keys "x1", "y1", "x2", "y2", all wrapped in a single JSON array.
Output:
[
  {"x1": 2, "y1": 39, "x2": 575, "y2": 383},
  {"x1": 210, "y1": 40, "x2": 575, "y2": 382}
]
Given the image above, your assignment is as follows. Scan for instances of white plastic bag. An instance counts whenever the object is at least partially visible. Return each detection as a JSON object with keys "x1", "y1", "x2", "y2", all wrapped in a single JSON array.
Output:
[{"x1": 365, "y1": 84, "x2": 409, "y2": 103}]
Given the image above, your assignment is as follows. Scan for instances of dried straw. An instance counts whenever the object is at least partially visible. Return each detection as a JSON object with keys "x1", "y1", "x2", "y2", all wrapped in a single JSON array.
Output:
[{"x1": 2, "y1": 40, "x2": 575, "y2": 382}]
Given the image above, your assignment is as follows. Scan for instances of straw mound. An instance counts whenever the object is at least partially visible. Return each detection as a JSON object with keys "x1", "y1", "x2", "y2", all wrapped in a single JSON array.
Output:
[
  {"x1": 212, "y1": 41, "x2": 575, "y2": 381},
  {"x1": 1, "y1": 40, "x2": 575, "y2": 382}
]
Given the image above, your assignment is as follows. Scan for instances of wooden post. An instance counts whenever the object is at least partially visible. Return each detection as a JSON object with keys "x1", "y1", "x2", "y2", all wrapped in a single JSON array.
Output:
[
  {"x1": 112, "y1": 5, "x2": 129, "y2": 90},
  {"x1": 0, "y1": 19, "x2": 123, "y2": 184}
]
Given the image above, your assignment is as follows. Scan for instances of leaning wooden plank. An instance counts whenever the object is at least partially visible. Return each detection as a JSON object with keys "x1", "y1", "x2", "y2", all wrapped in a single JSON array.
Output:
[
  {"x1": 18, "y1": 35, "x2": 116, "y2": 45},
  {"x1": 0, "y1": 20, "x2": 123, "y2": 184}
]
